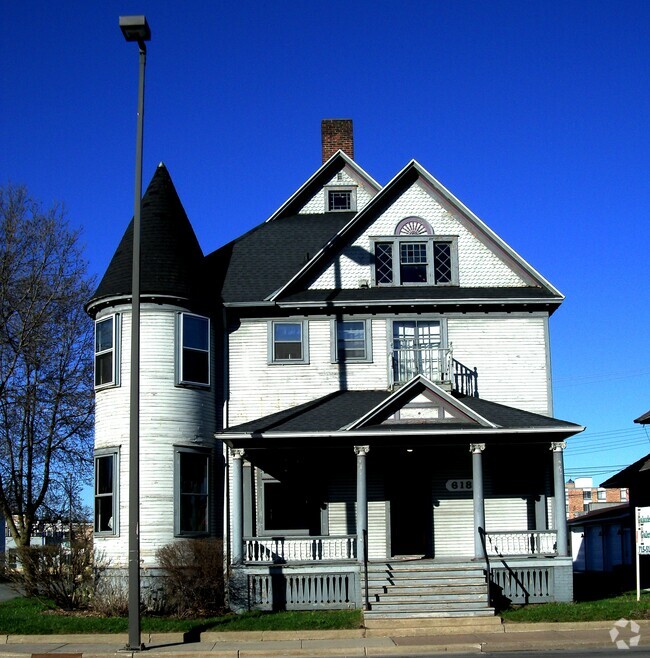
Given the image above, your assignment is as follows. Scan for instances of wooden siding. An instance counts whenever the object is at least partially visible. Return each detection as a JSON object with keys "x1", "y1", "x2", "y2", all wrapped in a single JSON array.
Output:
[
  {"x1": 228, "y1": 314, "x2": 550, "y2": 423},
  {"x1": 327, "y1": 475, "x2": 387, "y2": 559},
  {"x1": 447, "y1": 314, "x2": 550, "y2": 414},
  {"x1": 228, "y1": 318, "x2": 388, "y2": 426},
  {"x1": 431, "y1": 469, "x2": 474, "y2": 558},
  {"x1": 310, "y1": 180, "x2": 531, "y2": 291},
  {"x1": 94, "y1": 304, "x2": 218, "y2": 569}
]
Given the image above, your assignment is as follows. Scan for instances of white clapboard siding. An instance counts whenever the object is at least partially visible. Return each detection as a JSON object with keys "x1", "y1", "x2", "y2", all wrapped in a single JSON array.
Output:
[
  {"x1": 448, "y1": 314, "x2": 549, "y2": 414},
  {"x1": 485, "y1": 498, "x2": 529, "y2": 531},
  {"x1": 327, "y1": 477, "x2": 387, "y2": 560},
  {"x1": 432, "y1": 468, "x2": 474, "y2": 558},
  {"x1": 94, "y1": 304, "x2": 217, "y2": 568},
  {"x1": 310, "y1": 180, "x2": 529, "y2": 291},
  {"x1": 228, "y1": 318, "x2": 388, "y2": 425}
]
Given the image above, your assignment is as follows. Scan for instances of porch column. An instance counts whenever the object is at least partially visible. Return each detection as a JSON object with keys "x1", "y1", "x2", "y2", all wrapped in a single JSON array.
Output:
[
  {"x1": 551, "y1": 441, "x2": 568, "y2": 557},
  {"x1": 231, "y1": 448, "x2": 245, "y2": 565},
  {"x1": 470, "y1": 443, "x2": 486, "y2": 559},
  {"x1": 355, "y1": 445, "x2": 370, "y2": 564}
]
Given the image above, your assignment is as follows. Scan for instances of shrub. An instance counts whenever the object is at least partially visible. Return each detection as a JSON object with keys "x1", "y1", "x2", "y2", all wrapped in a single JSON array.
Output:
[
  {"x1": 90, "y1": 572, "x2": 130, "y2": 617},
  {"x1": 7, "y1": 533, "x2": 97, "y2": 609},
  {"x1": 156, "y1": 538, "x2": 225, "y2": 617}
]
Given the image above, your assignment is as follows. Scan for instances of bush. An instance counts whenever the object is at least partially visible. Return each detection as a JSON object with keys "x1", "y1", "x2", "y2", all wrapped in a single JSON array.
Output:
[
  {"x1": 7, "y1": 533, "x2": 97, "y2": 609},
  {"x1": 156, "y1": 538, "x2": 225, "y2": 617}
]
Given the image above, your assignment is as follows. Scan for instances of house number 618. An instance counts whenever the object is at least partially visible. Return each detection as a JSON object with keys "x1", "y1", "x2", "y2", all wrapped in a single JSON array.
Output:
[{"x1": 446, "y1": 479, "x2": 473, "y2": 491}]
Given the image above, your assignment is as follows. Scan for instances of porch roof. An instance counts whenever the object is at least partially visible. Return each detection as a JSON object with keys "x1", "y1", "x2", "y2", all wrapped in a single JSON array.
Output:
[{"x1": 219, "y1": 389, "x2": 583, "y2": 446}]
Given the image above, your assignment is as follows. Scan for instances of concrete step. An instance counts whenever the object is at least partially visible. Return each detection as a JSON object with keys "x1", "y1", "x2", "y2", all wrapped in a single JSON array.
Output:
[
  {"x1": 363, "y1": 614, "x2": 503, "y2": 630},
  {"x1": 368, "y1": 600, "x2": 492, "y2": 612},
  {"x1": 364, "y1": 608, "x2": 496, "y2": 619}
]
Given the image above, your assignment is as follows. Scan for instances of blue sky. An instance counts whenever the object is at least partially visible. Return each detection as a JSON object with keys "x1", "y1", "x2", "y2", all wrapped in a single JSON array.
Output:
[{"x1": 2, "y1": 1, "x2": 650, "y2": 492}]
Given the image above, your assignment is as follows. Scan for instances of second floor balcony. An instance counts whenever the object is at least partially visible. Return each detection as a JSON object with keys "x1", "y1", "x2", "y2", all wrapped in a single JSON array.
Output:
[{"x1": 390, "y1": 343, "x2": 478, "y2": 397}]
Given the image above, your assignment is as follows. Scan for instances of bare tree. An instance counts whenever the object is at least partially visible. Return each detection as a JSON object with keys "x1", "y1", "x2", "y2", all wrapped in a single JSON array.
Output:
[{"x1": 0, "y1": 183, "x2": 95, "y2": 548}]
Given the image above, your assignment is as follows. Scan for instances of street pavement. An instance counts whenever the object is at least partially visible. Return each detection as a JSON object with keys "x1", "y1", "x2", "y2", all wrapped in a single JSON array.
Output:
[{"x1": 1, "y1": 619, "x2": 650, "y2": 657}]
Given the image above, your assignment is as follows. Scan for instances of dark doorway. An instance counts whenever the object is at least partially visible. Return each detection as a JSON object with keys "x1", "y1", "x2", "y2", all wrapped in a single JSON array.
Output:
[{"x1": 388, "y1": 452, "x2": 432, "y2": 556}]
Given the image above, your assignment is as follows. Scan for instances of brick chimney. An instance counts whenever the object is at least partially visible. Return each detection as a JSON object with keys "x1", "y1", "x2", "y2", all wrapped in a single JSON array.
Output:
[{"x1": 321, "y1": 119, "x2": 354, "y2": 163}]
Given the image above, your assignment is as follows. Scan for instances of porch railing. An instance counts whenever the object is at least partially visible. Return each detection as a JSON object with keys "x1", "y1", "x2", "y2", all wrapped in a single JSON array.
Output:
[
  {"x1": 244, "y1": 535, "x2": 357, "y2": 563},
  {"x1": 484, "y1": 530, "x2": 557, "y2": 557}
]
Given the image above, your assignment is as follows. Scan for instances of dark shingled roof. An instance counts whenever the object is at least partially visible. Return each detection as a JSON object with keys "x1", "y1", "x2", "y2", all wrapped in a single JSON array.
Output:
[
  {"x1": 87, "y1": 164, "x2": 206, "y2": 313},
  {"x1": 276, "y1": 286, "x2": 558, "y2": 305},
  {"x1": 635, "y1": 409, "x2": 650, "y2": 424},
  {"x1": 222, "y1": 389, "x2": 582, "y2": 435},
  {"x1": 206, "y1": 213, "x2": 355, "y2": 303}
]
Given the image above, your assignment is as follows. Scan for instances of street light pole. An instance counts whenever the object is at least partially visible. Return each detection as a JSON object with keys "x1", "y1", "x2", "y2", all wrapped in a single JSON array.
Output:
[{"x1": 119, "y1": 14, "x2": 151, "y2": 653}]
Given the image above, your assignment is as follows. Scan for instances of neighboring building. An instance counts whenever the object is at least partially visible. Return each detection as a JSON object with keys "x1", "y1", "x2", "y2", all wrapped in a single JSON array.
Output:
[
  {"x1": 565, "y1": 477, "x2": 628, "y2": 519},
  {"x1": 87, "y1": 120, "x2": 584, "y2": 617},
  {"x1": 568, "y1": 503, "x2": 632, "y2": 573}
]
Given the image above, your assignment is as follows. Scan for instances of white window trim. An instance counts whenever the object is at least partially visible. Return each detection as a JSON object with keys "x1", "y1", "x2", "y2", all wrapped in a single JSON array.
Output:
[
  {"x1": 94, "y1": 448, "x2": 120, "y2": 537},
  {"x1": 94, "y1": 314, "x2": 120, "y2": 389},
  {"x1": 330, "y1": 318, "x2": 373, "y2": 363},
  {"x1": 325, "y1": 186, "x2": 357, "y2": 212},
  {"x1": 370, "y1": 236, "x2": 459, "y2": 287},
  {"x1": 268, "y1": 320, "x2": 310, "y2": 364},
  {"x1": 174, "y1": 446, "x2": 211, "y2": 537},
  {"x1": 177, "y1": 312, "x2": 211, "y2": 388}
]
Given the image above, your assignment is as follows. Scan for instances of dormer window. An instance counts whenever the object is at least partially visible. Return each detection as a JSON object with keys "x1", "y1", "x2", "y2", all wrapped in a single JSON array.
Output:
[
  {"x1": 372, "y1": 217, "x2": 458, "y2": 286},
  {"x1": 327, "y1": 188, "x2": 355, "y2": 212}
]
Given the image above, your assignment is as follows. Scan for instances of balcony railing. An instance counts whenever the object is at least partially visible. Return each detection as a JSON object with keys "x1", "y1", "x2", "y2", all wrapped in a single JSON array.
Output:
[
  {"x1": 391, "y1": 344, "x2": 478, "y2": 397},
  {"x1": 391, "y1": 346, "x2": 452, "y2": 385}
]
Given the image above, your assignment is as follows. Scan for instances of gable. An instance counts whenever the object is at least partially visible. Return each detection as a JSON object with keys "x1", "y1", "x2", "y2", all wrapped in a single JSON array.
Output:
[
  {"x1": 308, "y1": 179, "x2": 531, "y2": 290},
  {"x1": 299, "y1": 165, "x2": 378, "y2": 214},
  {"x1": 347, "y1": 377, "x2": 496, "y2": 430},
  {"x1": 271, "y1": 160, "x2": 563, "y2": 304}
]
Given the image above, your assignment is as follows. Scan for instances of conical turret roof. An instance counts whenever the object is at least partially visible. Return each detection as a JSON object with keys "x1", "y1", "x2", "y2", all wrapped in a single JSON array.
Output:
[{"x1": 87, "y1": 163, "x2": 207, "y2": 315}]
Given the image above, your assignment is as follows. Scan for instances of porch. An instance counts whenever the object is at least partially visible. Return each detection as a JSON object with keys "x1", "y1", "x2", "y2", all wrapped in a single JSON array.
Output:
[
  {"x1": 222, "y1": 381, "x2": 584, "y2": 614},
  {"x1": 231, "y1": 550, "x2": 573, "y2": 613}
]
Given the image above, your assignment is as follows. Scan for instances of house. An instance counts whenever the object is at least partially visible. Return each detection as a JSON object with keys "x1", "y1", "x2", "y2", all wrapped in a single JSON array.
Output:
[
  {"x1": 565, "y1": 477, "x2": 628, "y2": 520},
  {"x1": 87, "y1": 120, "x2": 584, "y2": 616}
]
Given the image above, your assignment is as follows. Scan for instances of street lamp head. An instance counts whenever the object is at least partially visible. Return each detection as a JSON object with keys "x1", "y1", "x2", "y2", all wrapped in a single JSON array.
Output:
[{"x1": 119, "y1": 15, "x2": 151, "y2": 43}]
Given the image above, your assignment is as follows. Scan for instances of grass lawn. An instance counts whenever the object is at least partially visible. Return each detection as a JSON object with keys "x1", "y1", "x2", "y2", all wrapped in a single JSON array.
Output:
[
  {"x1": 0, "y1": 597, "x2": 363, "y2": 635},
  {"x1": 500, "y1": 590, "x2": 650, "y2": 623},
  {"x1": 4, "y1": 589, "x2": 650, "y2": 635}
]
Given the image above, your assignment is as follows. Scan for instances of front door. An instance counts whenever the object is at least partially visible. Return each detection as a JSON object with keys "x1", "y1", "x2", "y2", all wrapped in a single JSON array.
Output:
[{"x1": 388, "y1": 456, "x2": 432, "y2": 556}]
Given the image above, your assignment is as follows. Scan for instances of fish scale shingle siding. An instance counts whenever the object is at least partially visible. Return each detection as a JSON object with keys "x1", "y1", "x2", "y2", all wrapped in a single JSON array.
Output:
[{"x1": 309, "y1": 181, "x2": 529, "y2": 290}]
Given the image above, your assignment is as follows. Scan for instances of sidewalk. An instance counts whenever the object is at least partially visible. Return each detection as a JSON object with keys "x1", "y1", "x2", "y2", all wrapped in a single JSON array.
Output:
[{"x1": 2, "y1": 620, "x2": 650, "y2": 657}]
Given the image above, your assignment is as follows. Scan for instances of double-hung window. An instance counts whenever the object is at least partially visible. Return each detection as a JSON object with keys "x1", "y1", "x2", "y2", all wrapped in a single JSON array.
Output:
[
  {"x1": 270, "y1": 321, "x2": 308, "y2": 363},
  {"x1": 94, "y1": 450, "x2": 119, "y2": 535},
  {"x1": 333, "y1": 319, "x2": 372, "y2": 362},
  {"x1": 175, "y1": 448, "x2": 210, "y2": 536},
  {"x1": 178, "y1": 313, "x2": 210, "y2": 386},
  {"x1": 95, "y1": 315, "x2": 119, "y2": 388},
  {"x1": 373, "y1": 237, "x2": 457, "y2": 286}
]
